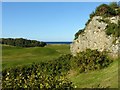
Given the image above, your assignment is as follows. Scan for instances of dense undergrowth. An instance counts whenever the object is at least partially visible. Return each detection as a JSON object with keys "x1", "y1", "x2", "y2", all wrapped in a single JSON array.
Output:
[
  {"x1": 2, "y1": 54, "x2": 73, "y2": 89},
  {"x1": 2, "y1": 55, "x2": 73, "y2": 89},
  {"x1": 2, "y1": 49, "x2": 113, "y2": 89},
  {"x1": 71, "y1": 49, "x2": 113, "y2": 73}
]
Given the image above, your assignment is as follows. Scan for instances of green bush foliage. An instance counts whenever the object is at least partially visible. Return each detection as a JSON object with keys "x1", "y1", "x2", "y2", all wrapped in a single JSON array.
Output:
[
  {"x1": 86, "y1": 3, "x2": 119, "y2": 26},
  {"x1": 109, "y1": 2, "x2": 119, "y2": 9},
  {"x1": 71, "y1": 49, "x2": 112, "y2": 73},
  {"x1": 95, "y1": 4, "x2": 117, "y2": 17},
  {"x1": 85, "y1": 19, "x2": 91, "y2": 26},
  {"x1": 2, "y1": 54, "x2": 74, "y2": 89},
  {"x1": 90, "y1": 11, "x2": 95, "y2": 19},
  {"x1": 2, "y1": 49, "x2": 112, "y2": 88},
  {"x1": 105, "y1": 20, "x2": 120, "y2": 37},
  {"x1": 94, "y1": 2, "x2": 120, "y2": 17},
  {"x1": 106, "y1": 23, "x2": 117, "y2": 35},
  {"x1": 116, "y1": 8, "x2": 120, "y2": 16},
  {"x1": 74, "y1": 29, "x2": 84, "y2": 40},
  {"x1": 0, "y1": 38, "x2": 46, "y2": 47}
]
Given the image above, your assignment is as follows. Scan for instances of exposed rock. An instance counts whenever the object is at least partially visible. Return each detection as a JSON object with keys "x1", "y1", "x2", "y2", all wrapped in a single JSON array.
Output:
[{"x1": 70, "y1": 16, "x2": 120, "y2": 58}]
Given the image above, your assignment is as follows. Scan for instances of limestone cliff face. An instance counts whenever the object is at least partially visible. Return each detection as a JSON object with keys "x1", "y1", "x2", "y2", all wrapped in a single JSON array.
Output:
[{"x1": 70, "y1": 16, "x2": 120, "y2": 58}]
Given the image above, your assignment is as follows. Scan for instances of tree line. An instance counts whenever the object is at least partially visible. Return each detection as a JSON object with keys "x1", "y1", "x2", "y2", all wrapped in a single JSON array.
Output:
[{"x1": 0, "y1": 38, "x2": 47, "y2": 47}]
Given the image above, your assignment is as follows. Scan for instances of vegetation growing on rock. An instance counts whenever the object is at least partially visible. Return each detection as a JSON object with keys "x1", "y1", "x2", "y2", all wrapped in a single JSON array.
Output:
[
  {"x1": 74, "y1": 2, "x2": 120, "y2": 40},
  {"x1": 85, "y1": 3, "x2": 119, "y2": 25},
  {"x1": 106, "y1": 20, "x2": 120, "y2": 37},
  {"x1": 71, "y1": 49, "x2": 112, "y2": 73},
  {"x1": 74, "y1": 29, "x2": 84, "y2": 40},
  {"x1": 93, "y1": 2, "x2": 119, "y2": 18},
  {"x1": 95, "y1": 4, "x2": 117, "y2": 17},
  {"x1": 97, "y1": 18, "x2": 120, "y2": 37}
]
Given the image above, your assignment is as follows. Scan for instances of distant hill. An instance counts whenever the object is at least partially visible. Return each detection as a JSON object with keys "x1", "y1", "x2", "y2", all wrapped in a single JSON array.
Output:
[{"x1": 0, "y1": 38, "x2": 46, "y2": 47}]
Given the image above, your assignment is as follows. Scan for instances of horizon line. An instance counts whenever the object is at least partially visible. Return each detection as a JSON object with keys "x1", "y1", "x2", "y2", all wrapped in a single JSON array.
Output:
[{"x1": 1, "y1": 37, "x2": 73, "y2": 42}]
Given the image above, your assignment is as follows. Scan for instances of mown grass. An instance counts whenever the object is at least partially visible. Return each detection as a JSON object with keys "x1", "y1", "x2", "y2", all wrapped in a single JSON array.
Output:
[
  {"x1": 2, "y1": 44, "x2": 70, "y2": 70},
  {"x1": 68, "y1": 58, "x2": 119, "y2": 88}
]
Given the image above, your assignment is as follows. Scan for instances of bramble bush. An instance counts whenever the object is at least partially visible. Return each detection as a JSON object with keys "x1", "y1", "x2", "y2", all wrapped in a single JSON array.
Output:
[
  {"x1": 2, "y1": 50, "x2": 112, "y2": 88},
  {"x1": 71, "y1": 49, "x2": 112, "y2": 73},
  {"x1": 2, "y1": 54, "x2": 73, "y2": 89}
]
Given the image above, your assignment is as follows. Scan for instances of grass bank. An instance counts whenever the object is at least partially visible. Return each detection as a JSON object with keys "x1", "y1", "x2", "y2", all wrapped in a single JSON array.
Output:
[{"x1": 68, "y1": 58, "x2": 118, "y2": 88}]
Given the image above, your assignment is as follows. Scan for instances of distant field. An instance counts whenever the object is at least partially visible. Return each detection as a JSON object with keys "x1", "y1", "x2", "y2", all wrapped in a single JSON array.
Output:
[{"x1": 2, "y1": 44, "x2": 70, "y2": 70}]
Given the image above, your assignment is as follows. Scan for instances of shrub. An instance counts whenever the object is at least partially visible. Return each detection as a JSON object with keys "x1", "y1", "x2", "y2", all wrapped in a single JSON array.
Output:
[
  {"x1": 106, "y1": 23, "x2": 117, "y2": 35},
  {"x1": 109, "y1": 2, "x2": 119, "y2": 9},
  {"x1": 90, "y1": 11, "x2": 95, "y2": 19},
  {"x1": 71, "y1": 49, "x2": 112, "y2": 73},
  {"x1": 115, "y1": 20, "x2": 120, "y2": 37},
  {"x1": 85, "y1": 19, "x2": 91, "y2": 26},
  {"x1": 105, "y1": 20, "x2": 120, "y2": 37},
  {"x1": 74, "y1": 29, "x2": 84, "y2": 40},
  {"x1": 2, "y1": 54, "x2": 73, "y2": 89},
  {"x1": 95, "y1": 4, "x2": 116, "y2": 17},
  {"x1": 2, "y1": 51, "x2": 113, "y2": 88},
  {"x1": 116, "y1": 8, "x2": 120, "y2": 16}
]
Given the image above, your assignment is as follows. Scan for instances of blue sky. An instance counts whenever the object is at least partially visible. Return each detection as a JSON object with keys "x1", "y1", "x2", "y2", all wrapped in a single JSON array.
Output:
[{"x1": 2, "y1": 2, "x2": 109, "y2": 41}]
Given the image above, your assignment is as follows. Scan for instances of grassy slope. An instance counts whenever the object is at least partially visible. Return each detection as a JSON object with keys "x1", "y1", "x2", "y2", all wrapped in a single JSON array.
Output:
[
  {"x1": 2, "y1": 44, "x2": 70, "y2": 70},
  {"x1": 68, "y1": 59, "x2": 119, "y2": 88}
]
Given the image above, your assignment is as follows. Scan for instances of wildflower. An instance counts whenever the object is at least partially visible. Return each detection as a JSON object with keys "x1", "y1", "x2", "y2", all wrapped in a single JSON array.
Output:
[{"x1": 7, "y1": 72, "x2": 9, "y2": 75}]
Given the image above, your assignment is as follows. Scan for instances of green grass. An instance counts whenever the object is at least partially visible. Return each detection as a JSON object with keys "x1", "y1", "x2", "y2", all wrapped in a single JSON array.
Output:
[
  {"x1": 2, "y1": 44, "x2": 70, "y2": 70},
  {"x1": 68, "y1": 59, "x2": 119, "y2": 88}
]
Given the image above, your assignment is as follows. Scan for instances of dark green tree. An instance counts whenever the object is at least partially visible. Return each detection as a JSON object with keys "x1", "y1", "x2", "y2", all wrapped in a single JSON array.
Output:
[{"x1": 0, "y1": 38, "x2": 47, "y2": 47}]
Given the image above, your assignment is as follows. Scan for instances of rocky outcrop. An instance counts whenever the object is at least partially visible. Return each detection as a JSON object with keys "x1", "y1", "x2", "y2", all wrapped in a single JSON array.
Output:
[{"x1": 70, "y1": 16, "x2": 120, "y2": 58}]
